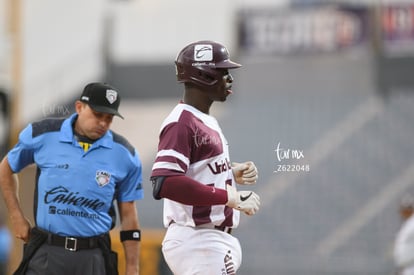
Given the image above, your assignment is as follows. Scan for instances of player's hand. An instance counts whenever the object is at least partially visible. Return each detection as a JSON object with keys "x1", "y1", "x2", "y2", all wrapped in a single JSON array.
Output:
[
  {"x1": 232, "y1": 161, "x2": 258, "y2": 185},
  {"x1": 225, "y1": 184, "x2": 260, "y2": 215}
]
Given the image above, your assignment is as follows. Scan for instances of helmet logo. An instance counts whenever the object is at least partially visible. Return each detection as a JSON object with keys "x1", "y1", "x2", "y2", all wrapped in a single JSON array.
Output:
[{"x1": 194, "y1": 44, "x2": 213, "y2": 61}]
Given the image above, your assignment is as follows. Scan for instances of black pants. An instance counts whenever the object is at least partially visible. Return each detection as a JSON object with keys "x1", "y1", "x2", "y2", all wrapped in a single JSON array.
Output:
[
  {"x1": 26, "y1": 243, "x2": 105, "y2": 275},
  {"x1": 13, "y1": 228, "x2": 118, "y2": 275}
]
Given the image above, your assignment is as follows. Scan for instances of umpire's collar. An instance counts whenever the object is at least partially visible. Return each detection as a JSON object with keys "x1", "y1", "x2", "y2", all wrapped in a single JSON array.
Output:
[{"x1": 59, "y1": 113, "x2": 113, "y2": 149}]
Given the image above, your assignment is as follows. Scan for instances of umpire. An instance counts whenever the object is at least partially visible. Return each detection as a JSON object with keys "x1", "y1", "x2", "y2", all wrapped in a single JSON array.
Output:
[{"x1": 0, "y1": 82, "x2": 144, "y2": 275}]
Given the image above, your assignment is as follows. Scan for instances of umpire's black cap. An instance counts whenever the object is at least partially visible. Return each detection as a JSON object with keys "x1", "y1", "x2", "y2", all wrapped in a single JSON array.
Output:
[{"x1": 80, "y1": 82, "x2": 124, "y2": 119}]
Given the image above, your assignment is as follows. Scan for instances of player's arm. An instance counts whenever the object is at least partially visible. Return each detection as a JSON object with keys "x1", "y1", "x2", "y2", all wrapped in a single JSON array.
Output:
[
  {"x1": 152, "y1": 176, "x2": 260, "y2": 215},
  {"x1": 151, "y1": 175, "x2": 227, "y2": 206},
  {"x1": 118, "y1": 201, "x2": 140, "y2": 275},
  {"x1": 0, "y1": 156, "x2": 32, "y2": 242}
]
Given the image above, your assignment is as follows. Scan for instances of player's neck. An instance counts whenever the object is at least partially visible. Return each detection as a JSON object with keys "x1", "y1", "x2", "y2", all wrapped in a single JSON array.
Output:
[{"x1": 183, "y1": 91, "x2": 212, "y2": 114}]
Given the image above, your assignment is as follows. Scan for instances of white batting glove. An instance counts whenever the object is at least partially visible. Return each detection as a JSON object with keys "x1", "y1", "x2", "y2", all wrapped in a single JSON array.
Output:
[
  {"x1": 225, "y1": 184, "x2": 260, "y2": 216},
  {"x1": 232, "y1": 161, "x2": 258, "y2": 185}
]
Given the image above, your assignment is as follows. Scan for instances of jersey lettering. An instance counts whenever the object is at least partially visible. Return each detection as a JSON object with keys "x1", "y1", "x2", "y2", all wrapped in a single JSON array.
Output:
[
  {"x1": 44, "y1": 186, "x2": 105, "y2": 210},
  {"x1": 207, "y1": 159, "x2": 231, "y2": 175}
]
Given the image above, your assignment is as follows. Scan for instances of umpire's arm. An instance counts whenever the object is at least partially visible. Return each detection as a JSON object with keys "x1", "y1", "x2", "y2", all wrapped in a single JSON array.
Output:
[
  {"x1": 0, "y1": 156, "x2": 32, "y2": 242},
  {"x1": 118, "y1": 201, "x2": 140, "y2": 275}
]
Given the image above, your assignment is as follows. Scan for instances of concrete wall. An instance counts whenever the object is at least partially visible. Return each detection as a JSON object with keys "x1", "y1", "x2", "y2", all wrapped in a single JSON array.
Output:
[
  {"x1": 19, "y1": 0, "x2": 108, "y2": 123},
  {"x1": 108, "y1": 0, "x2": 240, "y2": 64}
]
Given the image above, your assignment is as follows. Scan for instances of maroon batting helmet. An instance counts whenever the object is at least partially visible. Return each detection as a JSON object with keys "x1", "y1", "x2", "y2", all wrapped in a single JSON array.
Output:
[{"x1": 175, "y1": 40, "x2": 241, "y2": 88}]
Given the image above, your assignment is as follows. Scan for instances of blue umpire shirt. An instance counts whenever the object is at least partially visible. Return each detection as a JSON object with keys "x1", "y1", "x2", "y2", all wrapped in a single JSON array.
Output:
[{"x1": 7, "y1": 113, "x2": 144, "y2": 237}]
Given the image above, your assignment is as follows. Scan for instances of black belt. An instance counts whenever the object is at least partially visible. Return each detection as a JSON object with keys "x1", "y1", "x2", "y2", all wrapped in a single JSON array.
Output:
[
  {"x1": 46, "y1": 232, "x2": 104, "y2": 251},
  {"x1": 169, "y1": 220, "x2": 232, "y2": 235}
]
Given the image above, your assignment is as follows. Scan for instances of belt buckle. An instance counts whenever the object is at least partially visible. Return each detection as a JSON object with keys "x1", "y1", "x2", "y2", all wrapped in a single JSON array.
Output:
[{"x1": 65, "y1": 237, "x2": 78, "y2": 251}]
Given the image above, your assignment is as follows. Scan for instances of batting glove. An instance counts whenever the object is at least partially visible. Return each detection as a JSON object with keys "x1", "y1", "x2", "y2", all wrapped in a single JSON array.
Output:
[
  {"x1": 232, "y1": 161, "x2": 258, "y2": 185},
  {"x1": 225, "y1": 184, "x2": 260, "y2": 216}
]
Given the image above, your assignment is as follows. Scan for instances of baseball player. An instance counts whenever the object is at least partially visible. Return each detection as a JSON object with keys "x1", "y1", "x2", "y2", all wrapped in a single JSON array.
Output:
[
  {"x1": 394, "y1": 195, "x2": 414, "y2": 275},
  {"x1": 0, "y1": 82, "x2": 143, "y2": 275},
  {"x1": 150, "y1": 40, "x2": 261, "y2": 275}
]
